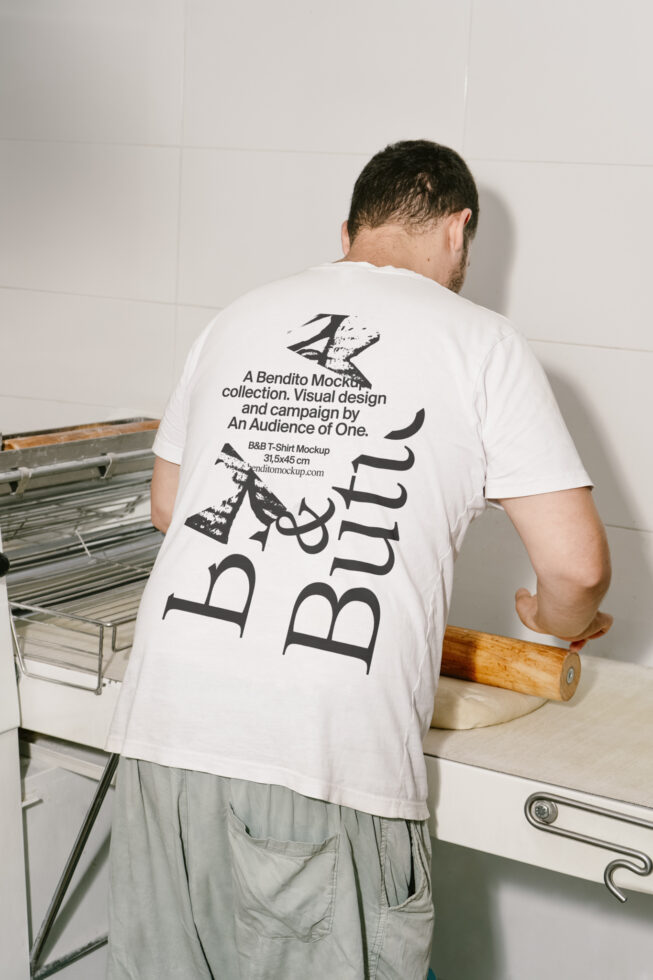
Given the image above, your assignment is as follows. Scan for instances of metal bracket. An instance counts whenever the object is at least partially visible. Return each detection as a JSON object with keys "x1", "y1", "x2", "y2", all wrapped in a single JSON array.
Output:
[
  {"x1": 9, "y1": 465, "x2": 32, "y2": 495},
  {"x1": 98, "y1": 452, "x2": 117, "y2": 480},
  {"x1": 524, "y1": 791, "x2": 653, "y2": 902}
]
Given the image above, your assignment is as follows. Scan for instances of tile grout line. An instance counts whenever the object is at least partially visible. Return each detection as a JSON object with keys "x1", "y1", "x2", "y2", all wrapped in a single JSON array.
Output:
[
  {"x1": 461, "y1": 0, "x2": 475, "y2": 154},
  {"x1": 527, "y1": 337, "x2": 653, "y2": 354},
  {"x1": 0, "y1": 394, "x2": 127, "y2": 408},
  {"x1": 0, "y1": 284, "x2": 219, "y2": 314},
  {"x1": 0, "y1": 136, "x2": 371, "y2": 160},
  {"x1": 0, "y1": 283, "x2": 175, "y2": 306},
  {"x1": 467, "y1": 155, "x2": 653, "y2": 170},
  {"x1": 170, "y1": 0, "x2": 190, "y2": 384},
  {"x1": 604, "y1": 523, "x2": 653, "y2": 536},
  {"x1": 2, "y1": 138, "x2": 653, "y2": 170},
  {"x1": 1, "y1": 286, "x2": 649, "y2": 355}
]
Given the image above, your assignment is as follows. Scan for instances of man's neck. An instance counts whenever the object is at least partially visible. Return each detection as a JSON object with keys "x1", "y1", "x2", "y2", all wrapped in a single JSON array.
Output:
[{"x1": 337, "y1": 227, "x2": 449, "y2": 287}]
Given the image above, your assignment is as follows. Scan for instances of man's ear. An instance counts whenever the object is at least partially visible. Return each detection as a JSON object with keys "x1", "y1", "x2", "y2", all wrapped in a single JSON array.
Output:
[
  {"x1": 341, "y1": 220, "x2": 351, "y2": 256},
  {"x1": 448, "y1": 209, "x2": 472, "y2": 253}
]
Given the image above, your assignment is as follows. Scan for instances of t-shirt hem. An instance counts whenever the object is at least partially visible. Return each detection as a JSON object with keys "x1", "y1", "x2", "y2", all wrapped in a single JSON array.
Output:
[
  {"x1": 104, "y1": 736, "x2": 430, "y2": 821},
  {"x1": 152, "y1": 434, "x2": 183, "y2": 465},
  {"x1": 485, "y1": 471, "x2": 593, "y2": 501}
]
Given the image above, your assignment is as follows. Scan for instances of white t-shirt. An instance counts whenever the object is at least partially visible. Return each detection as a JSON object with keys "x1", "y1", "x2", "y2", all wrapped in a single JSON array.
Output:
[{"x1": 105, "y1": 260, "x2": 593, "y2": 819}]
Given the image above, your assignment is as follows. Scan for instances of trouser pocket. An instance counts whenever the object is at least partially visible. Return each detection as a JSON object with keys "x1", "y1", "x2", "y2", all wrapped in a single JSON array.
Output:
[
  {"x1": 226, "y1": 800, "x2": 340, "y2": 942},
  {"x1": 378, "y1": 818, "x2": 435, "y2": 979}
]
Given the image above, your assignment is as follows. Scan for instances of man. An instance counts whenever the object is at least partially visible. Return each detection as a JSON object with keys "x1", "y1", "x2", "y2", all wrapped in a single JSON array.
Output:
[{"x1": 105, "y1": 140, "x2": 612, "y2": 979}]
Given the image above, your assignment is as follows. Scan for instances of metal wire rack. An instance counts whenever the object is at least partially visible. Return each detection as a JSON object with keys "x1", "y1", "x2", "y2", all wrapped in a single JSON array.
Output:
[{"x1": 1, "y1": 424, "x2": 161, "y2": 694}]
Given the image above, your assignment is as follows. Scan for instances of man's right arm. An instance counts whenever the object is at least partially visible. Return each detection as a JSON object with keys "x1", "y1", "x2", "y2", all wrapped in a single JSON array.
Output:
[{"x1": 497, "y1": 487, "x2": 613, "y2": 651}]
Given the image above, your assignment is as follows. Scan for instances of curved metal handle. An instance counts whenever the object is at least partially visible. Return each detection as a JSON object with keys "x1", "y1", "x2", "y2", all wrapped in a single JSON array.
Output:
[
  {"x1": 524, "y1": 791, "x2": 653, "y2": 902},
  {"x1": 604, "y1": 856, "x2": 652, "y2": 903}
]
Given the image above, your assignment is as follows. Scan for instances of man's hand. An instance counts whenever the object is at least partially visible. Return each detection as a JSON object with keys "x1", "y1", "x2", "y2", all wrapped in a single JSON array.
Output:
[{"x1": 515, "y1": 587, "x2": 613, "y2": 652}]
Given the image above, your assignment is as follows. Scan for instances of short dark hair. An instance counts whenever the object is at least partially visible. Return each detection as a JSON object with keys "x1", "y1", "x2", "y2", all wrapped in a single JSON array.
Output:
[{"x1": 346, "y1": 139, "x2": 479, "y2": 243}]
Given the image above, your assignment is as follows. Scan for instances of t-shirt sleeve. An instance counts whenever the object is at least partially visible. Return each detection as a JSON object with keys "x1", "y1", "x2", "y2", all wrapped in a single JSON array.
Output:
[
  {"x1": 474, "y1": 328, "x2": 593, "y2": 510},
  {"x1": 152, "y1": 321, "x2": 215, "y2": 465}
]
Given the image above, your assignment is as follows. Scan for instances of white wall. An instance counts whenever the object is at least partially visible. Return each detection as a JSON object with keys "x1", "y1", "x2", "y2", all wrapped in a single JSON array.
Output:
[{"x1": 1, "y1": 2, "x2": 652, "y2": 978}]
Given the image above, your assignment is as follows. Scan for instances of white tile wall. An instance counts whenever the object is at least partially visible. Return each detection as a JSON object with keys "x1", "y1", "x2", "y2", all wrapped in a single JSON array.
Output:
[
  {"x1": 601, "y1": 525, "x2": 653, "y2": 666},
  {"x1": 0, "y1": 397, "x2": 143, "y2": 434},
  {"x1": 461, "y1": 160, "x2": 653, "y2": 350},
  {"x1": 0, "y1": 0, "x2": 185, "y2": 144},
  {"x1": 449, "y1": 508, "x2": 539, "y2": 641},
  {"x1": 174, "y1": 304, "x2": 220, "y2": 378},
  {"x1": 0, "y1": 287, "x2": 176, "y2": 412},
  {"x1": 177, "y1": 148, "x2": 367, "y2": 308},
  {"x1": 464, "y1": 0, "x2": 653, "y2": 165},
  {"x1": 183, "y1": 0, "x2": 471, "y2": 154},
  {"x1": 531, "y1": 341, "x2": 653, "y2": 535},
  {"x1": 0, "y1": 142, "x2": 180, "y2": 302},
  {"x1": 450, "y1": 508, "x2": 653, "y2": 668}
]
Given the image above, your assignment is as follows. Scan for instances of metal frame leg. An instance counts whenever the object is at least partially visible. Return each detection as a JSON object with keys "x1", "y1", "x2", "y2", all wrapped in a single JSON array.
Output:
[{"x1": 29, "y1": 752, "x2": 119, "y2": 978}]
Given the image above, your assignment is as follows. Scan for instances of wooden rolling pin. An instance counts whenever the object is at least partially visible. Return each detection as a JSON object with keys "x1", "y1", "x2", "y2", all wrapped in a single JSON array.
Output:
[{"x1": 441, "y1": 626, "x2": 581, "y2": 702}]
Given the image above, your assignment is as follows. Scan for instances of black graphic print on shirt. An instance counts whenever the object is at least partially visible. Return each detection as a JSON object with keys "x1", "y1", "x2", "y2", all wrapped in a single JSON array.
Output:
[
  {"x1": 163, "y1": 313, "x2": 425, "y2": 674},
  {"x1": 185, "y1": 443, "x2": 286, "y2": 550},
  {"x1": 287, "y1": 313, "x2": 379, "y2": 388}
]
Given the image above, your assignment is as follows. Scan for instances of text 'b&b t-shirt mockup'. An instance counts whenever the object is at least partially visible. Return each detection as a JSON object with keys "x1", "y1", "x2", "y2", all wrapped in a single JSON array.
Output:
[{"x1": 105, "y1": 261, "x2": 593, "y2": 819}]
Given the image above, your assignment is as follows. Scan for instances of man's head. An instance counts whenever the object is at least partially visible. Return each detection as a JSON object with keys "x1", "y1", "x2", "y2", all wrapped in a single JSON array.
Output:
[{"x1": 341, "y1": 140, "x2": 479, "y2": 292}]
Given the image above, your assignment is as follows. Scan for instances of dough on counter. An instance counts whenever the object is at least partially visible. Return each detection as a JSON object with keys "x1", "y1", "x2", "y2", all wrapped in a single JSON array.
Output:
[{"x1": 431, "y1": 675, "x2": 548, "y2": 730}]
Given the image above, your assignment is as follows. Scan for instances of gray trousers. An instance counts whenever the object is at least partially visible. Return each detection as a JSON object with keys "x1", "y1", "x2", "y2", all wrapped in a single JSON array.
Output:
[{"x1": 106, "y1": 756, "x2": 435, "y2": 979}]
